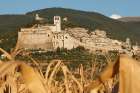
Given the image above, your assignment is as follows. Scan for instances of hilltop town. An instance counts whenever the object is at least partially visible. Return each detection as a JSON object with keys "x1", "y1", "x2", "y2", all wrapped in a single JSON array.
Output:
[
  {"x1": 0, "y1": 3, "x2": 140, "y2": 93},
  {"x1": 0, "y1": 14, "x2": 139, "y2": 93},
  {"x1": 17, "y1": 14, "x2": 140, "y2": 57}
]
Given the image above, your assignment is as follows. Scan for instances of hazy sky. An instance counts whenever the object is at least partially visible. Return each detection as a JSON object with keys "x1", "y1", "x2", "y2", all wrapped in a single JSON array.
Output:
[{"x1": 0, "y1": 0, "x2": 139, "y2": 17}]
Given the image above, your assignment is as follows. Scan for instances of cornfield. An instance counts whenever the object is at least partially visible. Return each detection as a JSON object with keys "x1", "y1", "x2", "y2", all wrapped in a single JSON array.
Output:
[{"x1": 1, "y1": 47, "x2": 139, "y2": 93}]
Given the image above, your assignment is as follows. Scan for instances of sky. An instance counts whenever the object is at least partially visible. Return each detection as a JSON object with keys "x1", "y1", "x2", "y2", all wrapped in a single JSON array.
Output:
[{"x1": 0, "y1": 0, "x2": 139, "y2": 17}]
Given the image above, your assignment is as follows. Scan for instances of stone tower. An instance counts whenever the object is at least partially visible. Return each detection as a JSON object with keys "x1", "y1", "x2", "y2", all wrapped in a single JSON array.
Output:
[
  {"x1": 126, "y1": 38, "x2": 131, "y2": 49},
  {"x1": 54, "y1": 16, "x2": 61, "y2": 32},
  {"x1": 35, "y1": 14, "x2": 44, "y2": 21}
]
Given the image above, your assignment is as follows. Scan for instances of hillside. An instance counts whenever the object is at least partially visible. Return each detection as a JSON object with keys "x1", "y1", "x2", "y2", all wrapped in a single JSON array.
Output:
[
  {"x1": 119, "y1": 17, "x2": 140, "y2": 22},
  {"x1": 0, "y1": 15, "x2": 34, "y2": 51},
  {"x1": 0, "y1": 8, "x2": 140, "y2": 51}
]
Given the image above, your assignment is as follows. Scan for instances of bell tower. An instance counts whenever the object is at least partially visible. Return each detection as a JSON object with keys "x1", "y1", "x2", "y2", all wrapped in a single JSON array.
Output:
[{"x1": 54, "y1": 16, "x2": 61, "y2": 32}]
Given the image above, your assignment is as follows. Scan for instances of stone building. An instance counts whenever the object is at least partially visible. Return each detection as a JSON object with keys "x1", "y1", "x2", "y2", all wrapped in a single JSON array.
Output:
[
  {"x1": 65, "y1": 27, "x2": 123, "y2": 52},
  {"x1": 17, "y1": 15, "x2": 81, "y2": 51},
  {"x1": 17, "y1": 14, "x2": 132, "y2": 53}
]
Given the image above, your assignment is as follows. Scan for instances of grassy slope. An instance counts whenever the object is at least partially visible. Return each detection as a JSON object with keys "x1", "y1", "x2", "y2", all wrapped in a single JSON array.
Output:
[
  {"x1": 0, "y1": 8, "x2": 140, "y2": 51},
  {"x1": 0, "y1": 15, "x2": 34, "y2": 51}
]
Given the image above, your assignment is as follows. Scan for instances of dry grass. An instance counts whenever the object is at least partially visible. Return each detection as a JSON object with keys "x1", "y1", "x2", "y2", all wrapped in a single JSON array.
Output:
[{"x1": 0, "y1": 48, "x2": 119, "y2": 93}]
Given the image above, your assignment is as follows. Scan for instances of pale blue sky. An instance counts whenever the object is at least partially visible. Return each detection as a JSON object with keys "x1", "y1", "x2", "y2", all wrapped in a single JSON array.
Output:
[{"x1": 0, "y1": 0, "x2": 139, "y2": 17}]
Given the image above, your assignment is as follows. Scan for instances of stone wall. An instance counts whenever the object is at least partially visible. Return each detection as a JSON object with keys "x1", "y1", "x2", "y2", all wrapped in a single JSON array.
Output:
[
  {"x1": 18, "y1": 30, "x2": 54, "y2": 51},
  {"x1": 52, "y1": 32, "x2": 82, "y2": 50}
]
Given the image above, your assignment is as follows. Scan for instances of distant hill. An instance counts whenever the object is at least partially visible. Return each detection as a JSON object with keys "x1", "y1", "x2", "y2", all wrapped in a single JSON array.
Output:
[
  {"x1": 118, "y1": 17, "x2": 140, "y2": 22},
  {"x1": 0, "y1": 8, "x2": 140, "y2": 51}
]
